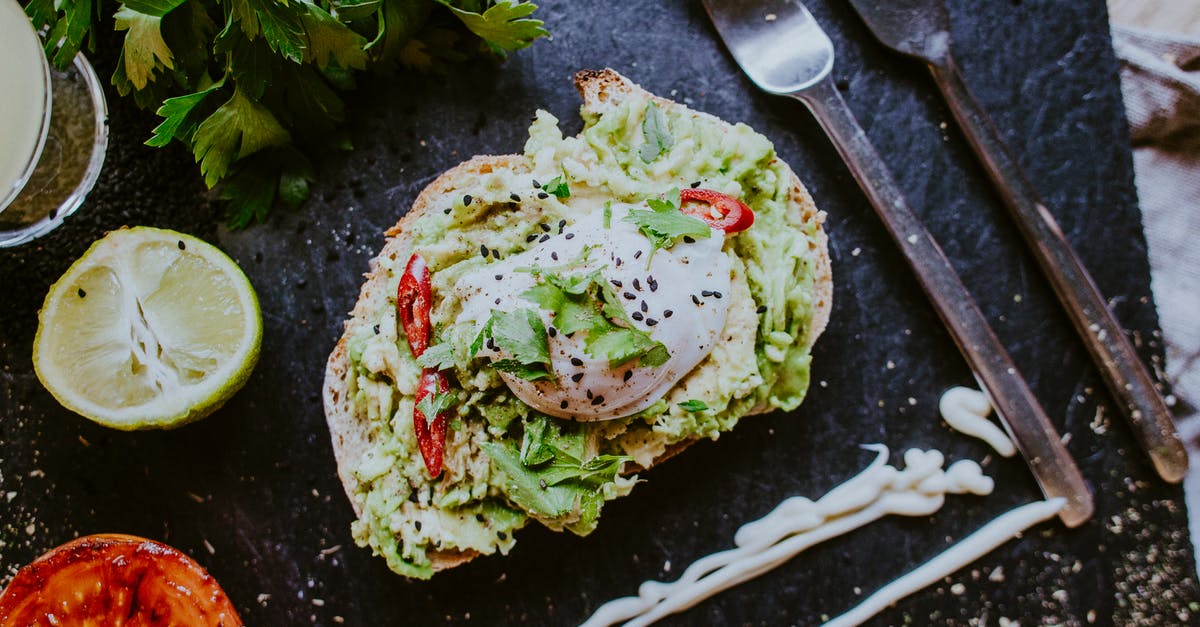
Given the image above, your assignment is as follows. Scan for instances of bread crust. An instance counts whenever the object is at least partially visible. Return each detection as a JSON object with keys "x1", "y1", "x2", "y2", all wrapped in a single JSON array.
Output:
[{"x1": 323, "y1": 69, "x2": 831, "y2": 573}]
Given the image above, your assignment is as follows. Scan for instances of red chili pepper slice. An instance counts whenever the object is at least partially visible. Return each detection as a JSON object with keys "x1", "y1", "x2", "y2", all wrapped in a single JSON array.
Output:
[
  {"x1": 397, "y1": 253, "x2": 432, "y2": 358},
  {"x1": 413, "y1": 368, "x2": 449, "y2": 478},
  {"x1": 679, "y1": 188, "x2": 755, "y2": 233}
]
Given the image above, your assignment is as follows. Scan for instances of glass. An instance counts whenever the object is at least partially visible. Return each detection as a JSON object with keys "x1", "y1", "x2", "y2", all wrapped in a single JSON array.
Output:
[{"x1": 0, "y1": 0, "x2": 108, "y2": 247}]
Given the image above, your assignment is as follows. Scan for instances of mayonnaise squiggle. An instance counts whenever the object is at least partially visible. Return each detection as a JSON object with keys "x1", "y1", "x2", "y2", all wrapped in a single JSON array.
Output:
[
  {"x1": 824, "y1": 497, "x2": 1065, "y2": 627},
  {"x1": 579, "y1": 446, "x2": 993, "y2": 627},
  {"x1": 939, "y1": 386, "x2": 1016, "y2": 457}
]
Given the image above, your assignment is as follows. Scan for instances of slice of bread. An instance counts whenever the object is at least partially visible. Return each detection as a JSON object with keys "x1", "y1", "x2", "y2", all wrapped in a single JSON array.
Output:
[{"x1": 323, "y1": 69, "x2": 831, "y2": 575}]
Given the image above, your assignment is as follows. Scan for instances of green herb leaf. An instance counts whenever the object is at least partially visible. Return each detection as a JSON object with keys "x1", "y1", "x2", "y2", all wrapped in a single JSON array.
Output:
[
  {"x1": 474, "y1": 309, "x2": 553, "y2": 380},
  {"x1": 416, "y1": 343, "x2": 456, "y2": 370},
  {"x1": 603, "y1": 200, "x2": 612, "y2": 228},
  {"x1": 146, "y1": 81, "x2": 225, "y2": 148},
  {"x1": 114, "y1": 5, "x2": 176, "y2": 91},
  {"x1": 624, "y1": 191, "x2": 711, "y2": 257},
  {"x1": 678, "y1": 400, "x2": 709, "y2": 412},
  {"x1": 191, "y1": 88, "x2": 291, "y2": 188},
  {"x1": 300, "y1": 3, "x2": 370, "y2": 70},
  {"x1": 542, "y1": 175, "x2": 570, "y2": 199},
  {"x1": 436, "y1": 0, "x2": 548, "y2": 56},
  {"x1": 415, "y1": 391, "x2": 456, "y2": 422},
  {"x1": 639, "y1": 101, "x2": 673, "y2": 162}
]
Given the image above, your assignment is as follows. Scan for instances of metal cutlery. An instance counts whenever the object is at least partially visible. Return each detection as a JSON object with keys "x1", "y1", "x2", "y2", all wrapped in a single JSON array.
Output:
[
  {"x1": 701, "y1": 0, "x2": 1094, "y2": 526},
  {"x1": 847, "y1": 0, "x2": 1187, "y2": 483}
]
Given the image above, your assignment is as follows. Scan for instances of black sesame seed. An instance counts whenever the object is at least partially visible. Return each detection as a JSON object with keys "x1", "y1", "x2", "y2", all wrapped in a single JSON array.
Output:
[
  {"x1": 611, "y1": 279, "x2": 623, "y2": 288},
  {"x1": 510, "y1": 193, "x2": 521, "y2": 202},
  {"x1": 558, "y1": 219, "x2": 566, "y2": 233},
  {"x1": 373, "y1": 324, "x2": 381, "y2": 334},
  {"x1": 77, "y1": 288, "x2": 86, "y2": 298},
  {"x1": 692, "y1": 294, "x2": 702, "y2": 305},
  {"x1": 177, "y1": 240, "x2": 186, "y2": 250},
  {"x1": 634, "y1": 250, "x2": 643, "y2": 259},
  {"x1": 647, "y1": 276, "x2": 658, "y2": 291},
  {"x1": 640, "y1": 301, "x2": 648, "y2": 313},
  {"x1": 476, "y1": 513, "x2": 485, "y2": 522},
  {"x1": 702, "y1": 290, "x2": 714, "y2": 297},
  {"x1": 592, "y1": 396, "x2": 605, "y2": 405},
  {"x1": 632, "y1": 312, "x2": 644, "y2": 321},
  {"x1": 551, "y1": 252, "x2": 559, "y2": 261},
  {"x1": 538, "y1": 192, "x2": 549, "y2": 199},
  {"x1": 494, "y1": 274, "x2": 503, "y2": 280},
  {"x1": 646, "y1": 318, "x2": 659, "y2": 326},
  {"x1": 527, "y1": 234, "x2": 539, "y2": 243},
  {"x1": 623, "y1": 370, "x2": 633, "y2": 382},
  {"x1": 713, "y1": 291, "x2": 722, "y2": 298},
  {"x1": 560, "y1": 400, "x2": 569, "y2": 409},
  {"x1": 463, "y1": 194, "x2": 473, "y2": 205},
  {"x1": 623, "y1": 292, "x2": 636, "y2": 300},
  {"x1": 757, "y1": 305, "x2": 768, "y2": 314},
  {"x1": 565, "y1": 233, "x2": 575, "y2": 240},
  {"x1": 690, "y1": 180, "x2": 702, "y2": 188},
  {"x1": 444, "y1": 208, "x2": 452, "y2": 214},
  {"x1": 616, "y1": 258, "x2": 623, "y2": 267},
  {"x1": 571, "y1": 357, "x2": 583, "y2": 366},
  {"x1": 408, "y1": 491, "x2": 419, "y2": 503},
  {"x1": 539, "y1": 222, "x2": 551, "y2": 232},
  {"x1": 664, "y1": 309, "x2": 673, "y2": 318},
  {"x1": 492, "y1": 249, "x2": 500, "y2": 259},
  {"x1": 414, "y1": 521, "x2": 422, "y2": 531},
  {"x1": 539, "y1": 479, "x2": 548, "y2": 489},
  {"x1": 498, "y1": 531, "x2": 507, "y2": 540},
  {"x1": 633, "y1": 278, "x2": 641, "y2": 291},
  {"x1": 532, "y1": 179, "x2": 541, "y2": 188},
  {"x1": 683, "y1": 236, "x2": 696, "y2": 244},
  {"x1": 548, "y1": 326, "x2": 558, "y2": 337},
  {"x1": 486, "y1": 337, "x2": 497, "y2": 350},
  {"x1": 539, "y1": 234, "x2": 550, "y2": 243},
  {"x1": 586, "y1": 389, "x2": 593, "y2": 399},
  {"x1": 571, "y1": 372, "x2": 584, "y2": 383},
  {"x1": 480, "y1": 244, "x2": 489, "y2": 258},
  {"x1": 494, "y1": 298, "x2": 501, "y2": 305}
]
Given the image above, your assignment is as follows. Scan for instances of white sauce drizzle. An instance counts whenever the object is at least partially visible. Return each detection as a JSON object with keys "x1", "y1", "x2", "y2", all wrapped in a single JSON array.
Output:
[
  {"x1": 580, "y1": 446, "x2": 993, "y2": 627},
  {"x1": 823, "y1": 497, "x2": 1065, "y2": 627},
  {"x1": 939, "y1": 386, "x2": 1017, "y2": 457}
]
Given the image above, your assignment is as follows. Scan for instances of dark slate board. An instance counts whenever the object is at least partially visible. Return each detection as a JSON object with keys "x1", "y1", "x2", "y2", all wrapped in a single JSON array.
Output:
[{"x1": 2, "y1": 0, "x2": 1197, "y2": 624}]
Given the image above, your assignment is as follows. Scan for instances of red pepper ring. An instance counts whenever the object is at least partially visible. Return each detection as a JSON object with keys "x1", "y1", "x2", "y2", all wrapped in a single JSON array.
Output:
[
  {"x1": 397, "y1": 253, "x2": 432, "y2": 358},
  {"x1": 679, "y1": 188, "x2": 755, "y2": 233},
  {"x1": 413, "y1": 368, "x2": 450, "y2": 478}
]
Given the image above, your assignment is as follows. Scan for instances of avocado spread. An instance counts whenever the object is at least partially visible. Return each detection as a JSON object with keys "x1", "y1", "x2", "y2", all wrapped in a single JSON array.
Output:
[{"x1": 344, "y1": 95, "x2": 823, "y2": 578}]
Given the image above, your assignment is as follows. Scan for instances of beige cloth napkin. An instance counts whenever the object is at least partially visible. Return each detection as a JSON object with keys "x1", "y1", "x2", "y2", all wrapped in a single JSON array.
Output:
[{"x1": 1111, "y1": 23, "x2": 1200, "y2": 567}]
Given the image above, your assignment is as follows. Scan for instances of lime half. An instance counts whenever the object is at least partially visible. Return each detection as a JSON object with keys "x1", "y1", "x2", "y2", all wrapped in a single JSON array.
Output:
[{"x1": 33, "y1": 227, "x2": 262, "y2": 429}]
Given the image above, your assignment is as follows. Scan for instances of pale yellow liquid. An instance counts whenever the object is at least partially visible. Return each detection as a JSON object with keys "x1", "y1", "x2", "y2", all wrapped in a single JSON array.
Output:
[{"x1": 0, "y1": 0, "x2": 50, "y2": 208}]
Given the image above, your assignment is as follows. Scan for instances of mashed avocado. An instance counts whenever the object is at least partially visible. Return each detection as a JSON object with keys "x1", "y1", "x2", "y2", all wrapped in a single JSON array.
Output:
[{"x1": 345, "y1": 94, "x2": 823, "y2": 578}]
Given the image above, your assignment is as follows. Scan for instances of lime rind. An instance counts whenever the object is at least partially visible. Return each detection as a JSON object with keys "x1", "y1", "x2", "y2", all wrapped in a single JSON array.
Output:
[{"x1": 33, "y1": 227, "x2": 262, "y2": 430}]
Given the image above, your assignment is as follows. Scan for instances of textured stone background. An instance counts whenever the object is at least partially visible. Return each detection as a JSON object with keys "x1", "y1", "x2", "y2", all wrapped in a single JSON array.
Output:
[{"x1": 2, "y1": 0, "x2": 1198, "y2": 624}]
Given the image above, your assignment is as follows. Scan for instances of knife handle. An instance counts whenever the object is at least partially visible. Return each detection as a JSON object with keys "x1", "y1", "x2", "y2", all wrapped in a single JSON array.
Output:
[
  {"x1": 928, "y1": 56, "x2": 1187, "y2": 483},
  {"x1": 794, "y1": 78, "x2": 1094, "y2": 527}
]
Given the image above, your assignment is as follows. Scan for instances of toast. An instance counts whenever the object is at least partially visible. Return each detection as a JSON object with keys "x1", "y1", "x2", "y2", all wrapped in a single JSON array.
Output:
[{"x1": 324, "y1": 69, "x2": 831, "y2": 577}]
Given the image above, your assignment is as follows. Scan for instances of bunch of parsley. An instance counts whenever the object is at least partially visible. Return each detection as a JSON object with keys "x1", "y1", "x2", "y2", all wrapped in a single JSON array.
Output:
[{"x1": 24, "y1": 0, "x2": 549, "y2": 227}]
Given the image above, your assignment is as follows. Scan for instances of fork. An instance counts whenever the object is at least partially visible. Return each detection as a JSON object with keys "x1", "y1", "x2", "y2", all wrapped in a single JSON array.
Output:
[
  {"x1": 701, "y1": 0, "x2": 1094, "y2": 526},
  {"x1": 846, "y1": 0, "x2": 1187, "y2": 483}
]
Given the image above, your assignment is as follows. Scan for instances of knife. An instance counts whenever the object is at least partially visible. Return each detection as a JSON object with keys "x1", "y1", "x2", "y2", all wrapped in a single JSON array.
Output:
[{"x1": 847, "y1": 0, "x2": 1188, "y2": 483}]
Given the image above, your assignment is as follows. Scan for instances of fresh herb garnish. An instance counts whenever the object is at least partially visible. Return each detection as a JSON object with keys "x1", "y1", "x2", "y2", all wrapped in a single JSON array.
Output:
[
  {"x1": 24, "y1": 0, "x2": 550, "y2": 228},
  {"x1": 415, "y1": 390, "x2": 458, "y2": 422},
  {"x1": 470, "y1": 308, "x2": 554, "y2": 381},
  {"x1": 678, "y1": 400, "x2": 709, "y2": 412},
  {"x1": 624, "y1": 190, "x2": 711, "y2": 261},
  {"x1": 639, "y1": 101, "x2": 673, "y2": 162},
  {"x1": 521, "y1": 267, "x2": 669, "y2": 368},
  {"x1": 603, "y1": 200, "x2": 612, "y2": 229},
  {"x1": 416, "y1": 343, "x2": 456, "y2": 370},
  {"x1": 542, "y1": 173, "x2": 570, "y2": 199}
]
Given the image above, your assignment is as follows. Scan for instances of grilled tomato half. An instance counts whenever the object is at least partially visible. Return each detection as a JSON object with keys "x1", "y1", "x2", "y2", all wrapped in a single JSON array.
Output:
[{"x1": 0, "y1": 534, "x2": 241, "y2": 626}]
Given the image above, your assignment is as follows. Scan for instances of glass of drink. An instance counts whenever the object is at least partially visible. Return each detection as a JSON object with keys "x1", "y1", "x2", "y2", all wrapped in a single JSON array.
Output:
[{"x1": 0, "y1": 0, "x2": 108, "y2": 247}]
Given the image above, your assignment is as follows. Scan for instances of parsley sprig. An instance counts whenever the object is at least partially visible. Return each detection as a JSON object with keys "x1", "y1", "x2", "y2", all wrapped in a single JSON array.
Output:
[
  {"x1": 624, "y1": 190, "x2": 711, "y2": 262},
  {"x1": 24, "y1": 0, "x2": 550, "y2": 228}
]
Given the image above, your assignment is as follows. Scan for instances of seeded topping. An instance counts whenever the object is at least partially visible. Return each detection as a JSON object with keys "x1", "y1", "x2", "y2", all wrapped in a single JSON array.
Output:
[
  {"x1": 632, "y1": 312, "x2": 644, "y2": 321},
  {"x1": 480, "y1": 244, "x2": 489, "y2": 259},
  {"x1": 532, "y1": 179, "x2": 541, "y2": 188},
  {"x1": 538, "y1": 192, "x2": 549, "y2": 199},
  {"x1": 610, "y1": 279, "x2": 623, "y2": 288},
  {"x1": 757, "y1": 305, "x2": 768, "y2": 314},
  {"x1": 570, "y1": 357, "x2": 583, "y2": 366},
  {"x1": 494, "y1": 274, "x2": 503, "y2": 281},
  {"x1": 571, "y1": 373, "x2": 584, "y2": 383},
  {"x1": 444, "y1": 208, "x2": 452, "y2": 214},
  {"x1": 646, "y1": 318, "x2": 658, "y2": 326},
  {"x1": 692, "y1": 294, "x2": 702, "y2": 305},
  {"x1": 527, "y1": 234, "x2": 538, "y2": 243},
  {"x1": 551, "y1": 252, "x2": 559, "y2": 261},
  {"x1": 640, "y1": 301, "x2": 648, "y2": 312},
  {"x1": 591, "y1": 396, "x2": 605, "y2": 406},
  {"x1": 372, "y1": 324, "x2": 380, "y2": 334},
  {"x1": 493, "y1": 298, "x2": 501, "y2": 305},
  {"x1": 633, "y1": 250, "x2": 643, "y2": 260},
  {"x1": 664, "y1": 309, "x2": 674, "y2": 318},
  {"x1": 690, "y1": 180, "x2": 701, "y2": 188},
  {"x1": 615, "y1": 257, "x2": 623, "y2": 267},
  {"x1": 539, "y1": 222, "x2": 551, "y2": 232},
  {"x1": 712, "y1": 291, "x2": 722, "y2": 298},
  {"x1": 632, "y1": 278, "x2": 641, "y2": 291},
  {"x1": 701, "y1": 290, "x2": 714, "y2": 297},
  {"x1": 623, "y1": 292, "x2": 636, "y2": 300},
  {"x1": 463, "y1": 194, "x2": 473, "y2": 205},
  {"x1": 510, "y1": 193, "x2": 521, "y2": 202},
  {"x1": 565, "y1": 233, "x2": 575, "y2": 240},
  {"x1": 647, "y1": 276, "x2": 658, "y2": 292},
  {"x1": 539, "y1": 234, "x2": 550, "y2": 243},
  {"x1": 492, "y1": 249, "x2": 500, "y2": 260},
  {"x1": 177, "y1": 240, "x2": 186, "y2": 250},
  {"x1": 558, "y1": 219, "x2": 566, "y2": 233},
  {"x1": 683, "y1": 236, "x2": 696, "y2": 244},
  {"x1": 623, "y1": 370, "x2": 633, "y2": 382},
  {"x1": 560, "y1": 400, "x2": 568, "y2": 409},
  {"x1": 586, "y1": 389, "x2": 593, "y2": 399},
  {"x1": 77, "y1": 288, "x2": 86, "y2": 298}
]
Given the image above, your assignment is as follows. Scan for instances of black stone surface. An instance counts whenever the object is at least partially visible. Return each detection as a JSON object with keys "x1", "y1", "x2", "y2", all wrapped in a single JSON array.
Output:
[{"x1": 1, "y1": 0, "x2": 1197, "y2": 624}]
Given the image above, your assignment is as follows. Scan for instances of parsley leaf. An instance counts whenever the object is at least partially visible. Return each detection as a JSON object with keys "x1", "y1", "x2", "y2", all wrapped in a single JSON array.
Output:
[
  {"x1": 472, "y1": 309, "x2": 554, "y2": 381},
  {"x1": 624, "y1": 190, "x2": 711, "y2": 259},
  {"x1": 542, "y1": 174, "x2": 570, "y2": 199},
  {"x1": 639, "y1": 101, "x2": 673, "y2": 162},
  {"x1": 192, "y1": 88, "x2": 291, "y2": 188},
  {"x1": 415, "y1": 390, "x2": 457, "y2": 422},
  {"x1": 416, "y1": 343, "x2": 456, "y2": 370},
  {"x1": 436, "y1": 0, "x2": 549, "y2": 56},
  {"x1": 603, "y1": 200, "x2": 612, "y2": 228},
  {"x1": 114, "y1": 5, "x2": 176, "y2": 91},
  {"x1": 678, "y1": 400, "x2": 709, "y2": 412}
]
